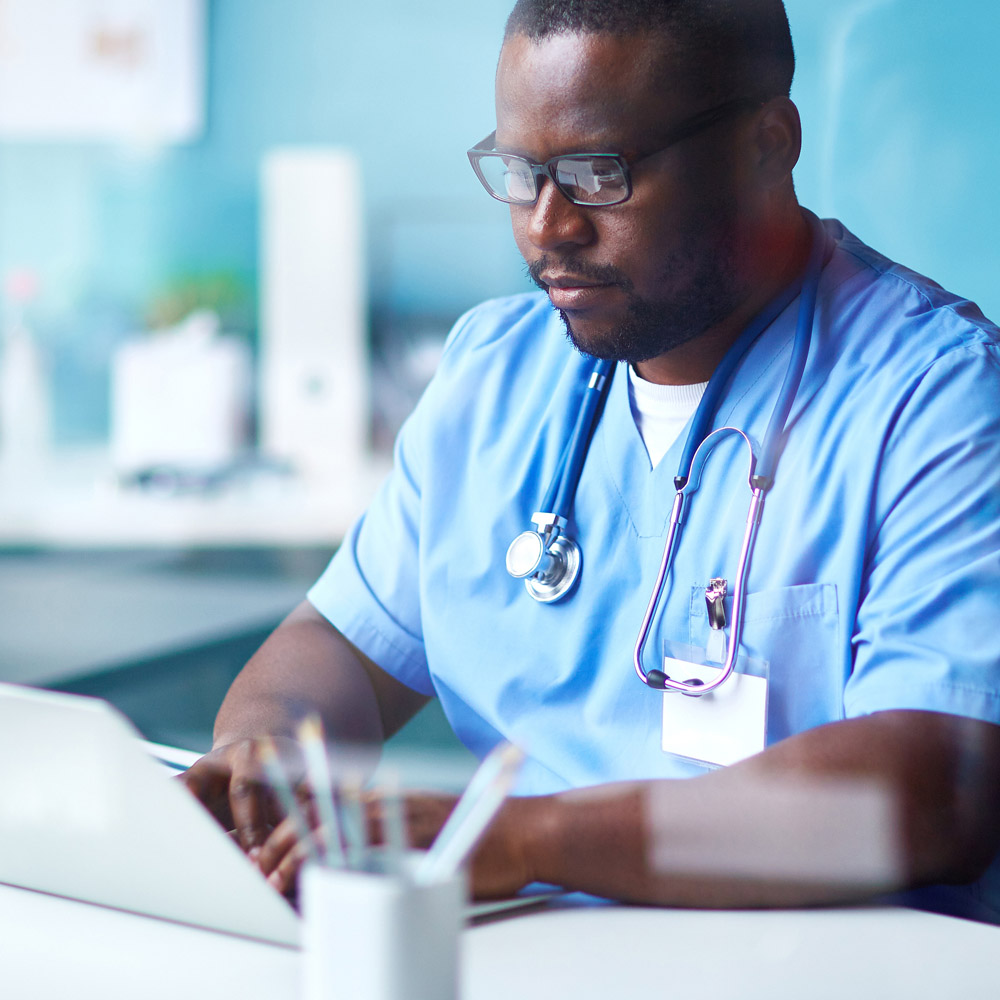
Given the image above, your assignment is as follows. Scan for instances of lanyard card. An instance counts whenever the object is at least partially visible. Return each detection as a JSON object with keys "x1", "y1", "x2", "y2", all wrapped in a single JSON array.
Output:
[{"x1": 660, "y1": 640, "x2": 769, "y2": 769}]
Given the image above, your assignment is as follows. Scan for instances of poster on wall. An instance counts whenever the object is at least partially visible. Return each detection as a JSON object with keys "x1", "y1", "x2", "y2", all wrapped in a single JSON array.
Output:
[{"x1": 0, "y1": 0, "x2": 204, "y2": 142}]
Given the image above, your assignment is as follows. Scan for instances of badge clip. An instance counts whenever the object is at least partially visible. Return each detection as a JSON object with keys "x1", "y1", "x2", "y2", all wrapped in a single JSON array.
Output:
[{"x1": 705, "y1": 578, "x2": 728, "y2": 631}]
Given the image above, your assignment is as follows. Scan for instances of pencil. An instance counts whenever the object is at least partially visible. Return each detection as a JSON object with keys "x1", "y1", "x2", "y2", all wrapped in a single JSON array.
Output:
[
  {"x1": 256, "y1": 735, "x2": 320, "y2": 863},
  {"x1": 415, "y1": 742, "x2": 524, "y2": 885},
  {"x1": 297, "y1": 714, "x2": 347, "y2": 866},
  {"x1": 379, "y1": 768, "x2": 409, "y2": 871}
]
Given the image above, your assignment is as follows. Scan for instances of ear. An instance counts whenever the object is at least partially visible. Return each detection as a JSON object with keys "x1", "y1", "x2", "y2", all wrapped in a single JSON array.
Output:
[{"x1": 751, "y1": 97, "x2": 802, "y2": 188}]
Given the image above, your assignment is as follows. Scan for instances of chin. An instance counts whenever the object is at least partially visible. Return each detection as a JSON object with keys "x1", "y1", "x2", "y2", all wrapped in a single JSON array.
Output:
[
  {"x1": 558, "y1": 311, "x2": 623, "y2": 362},
  {"x1": 558, "y1": 307, "x2": 700, "y2": 366}
]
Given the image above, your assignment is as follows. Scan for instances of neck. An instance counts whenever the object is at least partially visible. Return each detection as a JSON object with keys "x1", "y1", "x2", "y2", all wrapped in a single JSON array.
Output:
[{"x1": 634, "y1": 207, "x2": 813, "y2": 386}]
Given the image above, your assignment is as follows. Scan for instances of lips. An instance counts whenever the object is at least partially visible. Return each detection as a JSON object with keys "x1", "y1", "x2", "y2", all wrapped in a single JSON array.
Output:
[{"x1": 542, "y1": 274, "x2": 618, "y2": 311}]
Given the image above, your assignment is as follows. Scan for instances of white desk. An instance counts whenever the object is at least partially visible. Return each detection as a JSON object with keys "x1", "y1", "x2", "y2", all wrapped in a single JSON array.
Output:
[{"x1": 2, "y1": 883, "x2": 997, "y2": 1000}]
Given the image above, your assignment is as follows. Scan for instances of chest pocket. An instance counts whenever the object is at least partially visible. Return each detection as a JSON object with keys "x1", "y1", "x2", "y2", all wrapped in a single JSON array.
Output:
[{"x1": 687, "y1": 583, "x2": 842, "y2": 744}]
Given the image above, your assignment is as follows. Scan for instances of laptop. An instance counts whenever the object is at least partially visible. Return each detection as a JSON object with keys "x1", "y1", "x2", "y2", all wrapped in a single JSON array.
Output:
[
  {"x1": 0, "y1": 682, "x2": 556, "y2": 944},
  {"x1": 0, "y1": 681, "x2": 301, "y2": 946}
]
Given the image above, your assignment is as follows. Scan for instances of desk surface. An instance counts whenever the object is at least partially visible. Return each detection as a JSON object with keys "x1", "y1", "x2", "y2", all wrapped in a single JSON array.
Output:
[
  {"x1": 0, "y1": 550, "x2": 315, "y2": 686},
  {"x1": 2, "y1": 883, "x2": 997, "y2": 1000}
]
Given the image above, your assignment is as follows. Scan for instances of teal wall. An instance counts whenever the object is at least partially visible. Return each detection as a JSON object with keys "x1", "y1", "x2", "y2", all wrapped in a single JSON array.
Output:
[
  {"x1": 788, "y1": 0, "x2": 1000, "y2": 318},
  {"x1": 0, "y1": 0, "x2": 997, "y2": 442}
]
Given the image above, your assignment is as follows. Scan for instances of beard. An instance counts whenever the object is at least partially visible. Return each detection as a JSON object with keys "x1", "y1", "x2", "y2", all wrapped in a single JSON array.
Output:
[{"x1": 526, "y1": 217, "x2": 745, "y2": 366}]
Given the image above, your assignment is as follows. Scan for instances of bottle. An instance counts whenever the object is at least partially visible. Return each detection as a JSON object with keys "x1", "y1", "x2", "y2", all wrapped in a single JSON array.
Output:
[{"x1": 0, "y1": 269, "x2": 51, "y2": 482}]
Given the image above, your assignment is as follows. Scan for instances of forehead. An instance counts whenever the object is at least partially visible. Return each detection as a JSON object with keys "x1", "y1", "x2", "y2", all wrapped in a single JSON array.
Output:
[{"x1": 495, "y1": 32, "x2": 690, "y2": 152}]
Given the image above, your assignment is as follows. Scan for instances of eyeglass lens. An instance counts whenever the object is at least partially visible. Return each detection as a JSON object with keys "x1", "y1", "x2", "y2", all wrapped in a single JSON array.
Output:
[{"x1": 476, "y1": 153, "x2": 628, "y2": 205}]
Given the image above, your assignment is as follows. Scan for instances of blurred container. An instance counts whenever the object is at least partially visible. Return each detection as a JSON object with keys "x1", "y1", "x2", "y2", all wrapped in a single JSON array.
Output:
[
  {"x1": 109, "y1": 309, "x2": 251, "y2": 479},
  {"x1": 0, "y1": 269, "x2": 51, "y2": 482},
  {"x1": 301, "y1": 854, "x2": 464, "y2": 1000},
  {"x1": 259, "y1": 147, "x2": 370, "y2": 486}
]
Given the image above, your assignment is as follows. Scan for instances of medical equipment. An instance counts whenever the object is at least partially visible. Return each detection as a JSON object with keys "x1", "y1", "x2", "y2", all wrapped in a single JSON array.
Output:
[
  {"x1": 506, "y1": 211, "x2": 830, "y2": 694},
  {"x1": 505, "y1": 360, "x2": 614, "y2": 602}
]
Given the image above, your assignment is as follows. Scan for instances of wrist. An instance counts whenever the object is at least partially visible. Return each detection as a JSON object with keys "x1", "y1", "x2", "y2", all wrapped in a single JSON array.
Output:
[
  {"x1": 209, "y1": 727, "x2": 297, "y2": 756},
  {"x1": 509, "y1": 793, "x2": 564, "y2": 888}
]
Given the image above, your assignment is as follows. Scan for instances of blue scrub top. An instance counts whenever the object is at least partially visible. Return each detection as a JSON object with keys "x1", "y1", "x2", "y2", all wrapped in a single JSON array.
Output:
[{"x1": 309, "y1": 217, "x2": 1000, "y2": 919}]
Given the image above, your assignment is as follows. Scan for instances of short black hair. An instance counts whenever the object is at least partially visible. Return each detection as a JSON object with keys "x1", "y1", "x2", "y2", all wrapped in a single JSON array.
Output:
[{"x1": 504, "y1": 0, "x2": 795, "y2": 101}]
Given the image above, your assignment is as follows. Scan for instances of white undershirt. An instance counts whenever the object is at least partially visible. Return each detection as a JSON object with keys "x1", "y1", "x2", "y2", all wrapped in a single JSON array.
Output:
[{"x1": 627, "y1": 365, "x2": 708, "y2": 468}]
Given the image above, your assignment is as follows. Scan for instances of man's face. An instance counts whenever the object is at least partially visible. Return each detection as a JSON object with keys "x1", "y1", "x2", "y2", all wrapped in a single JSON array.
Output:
[{"x1": 495, "y1": 32, "x2": 757, "y2": 365}]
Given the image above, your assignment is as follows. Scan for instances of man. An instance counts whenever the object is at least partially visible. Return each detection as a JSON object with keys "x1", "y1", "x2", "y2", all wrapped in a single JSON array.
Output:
[{"x1": 186, "y1": 0, "x2": 1000, "y2": 920}]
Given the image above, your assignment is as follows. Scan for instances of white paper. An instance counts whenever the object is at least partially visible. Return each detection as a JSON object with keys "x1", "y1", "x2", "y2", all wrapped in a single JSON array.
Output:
[
  {"x1": 661, "y1": 659, "x2": 767, "y2": 767},
  {"x1": 0, "y1": 0, "x2": 204, "y2": 143}
]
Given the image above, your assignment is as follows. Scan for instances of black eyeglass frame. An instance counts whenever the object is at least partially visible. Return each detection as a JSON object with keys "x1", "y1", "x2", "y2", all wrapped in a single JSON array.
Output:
[{"x1": 467, "y1": 96, "x2": 764, "y2": 207}]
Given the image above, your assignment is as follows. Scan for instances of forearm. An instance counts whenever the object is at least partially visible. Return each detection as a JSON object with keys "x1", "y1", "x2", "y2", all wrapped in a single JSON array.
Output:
[
  {"x1": 511, "y1": 711, "x2": 1000, "y2": 908},
  {"x1": 519, "y1": 779, "x2": 893, "y2": 909},
  {"x1": 188, "y1": 600, "x2": 428, "y2": 849},
  {"x1": 213, "y1": 600, "x2": 385, "y2": 750}
]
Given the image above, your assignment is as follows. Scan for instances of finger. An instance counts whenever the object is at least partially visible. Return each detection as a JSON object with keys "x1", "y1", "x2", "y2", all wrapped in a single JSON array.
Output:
[
  {"x1": 403, "y1": 793, "x2": 458, "y2": 849},
  {"x1": 180, "y1": 754, "x2": 235, "y2": 830},
  {"x1": 361, "y1": 793, "x2": 383, "y2": 847},
  {"x1": 231, "y1": 778, "x2": 274, "y2": 855},
  {"x1": 179, "y1": 759, "x2": 214, "y2": 810},
  {"x1": 268, "y1": 838, "x2": 310, "y2": 898},
  {"x1": 228, "y1": 743, "x2": 275, "y2": 854},
  {"x1": 257, "y1": 815, "x2": 302, "y2": 878},
  {"x1": 262, "y1": 796, "x2": 284, "y2": 832}
]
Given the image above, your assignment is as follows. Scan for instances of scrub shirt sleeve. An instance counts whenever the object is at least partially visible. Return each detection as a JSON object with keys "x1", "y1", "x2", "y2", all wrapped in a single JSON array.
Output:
[
  {"x1": 306, "y1": 305, "x2": 487, "y2": 696},
  {"x1": 845, "y1": 341, "x2": 1000, "y2": 722}
]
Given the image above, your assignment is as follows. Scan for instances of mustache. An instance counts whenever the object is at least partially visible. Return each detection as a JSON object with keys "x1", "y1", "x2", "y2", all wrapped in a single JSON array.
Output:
[{"x1": 526, "y1": 256, "x2": 634, "y2": 292}]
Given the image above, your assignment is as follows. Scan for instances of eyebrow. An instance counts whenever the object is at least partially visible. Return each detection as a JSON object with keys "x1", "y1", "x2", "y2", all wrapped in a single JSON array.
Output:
[{"x1": 488, "y1": 130, "x2": 631, "y2": 160}]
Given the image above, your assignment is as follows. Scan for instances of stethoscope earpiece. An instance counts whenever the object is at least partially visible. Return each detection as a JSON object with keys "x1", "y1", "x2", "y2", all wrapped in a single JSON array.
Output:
[{"x1": 644, "y1": 669, "x2": 668, "y2": 690}]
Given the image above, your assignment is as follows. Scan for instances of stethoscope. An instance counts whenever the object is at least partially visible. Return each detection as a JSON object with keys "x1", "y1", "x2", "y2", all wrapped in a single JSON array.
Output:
[{"x1": 506, "y1": 210, "x2": 831, "y2": 695}]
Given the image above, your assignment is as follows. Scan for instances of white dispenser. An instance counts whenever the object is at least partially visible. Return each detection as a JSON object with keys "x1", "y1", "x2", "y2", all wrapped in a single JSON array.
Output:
[
  {"x1": 259, "y1": 148, "x2": 370, "y2": 485},
  {"x1": 0, "y1": 269, "x2": 51, "y2": 482}
]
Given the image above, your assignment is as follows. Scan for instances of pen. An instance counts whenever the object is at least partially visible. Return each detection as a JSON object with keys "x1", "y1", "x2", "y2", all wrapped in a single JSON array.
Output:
[
  {"x1": 297, "y1": 714, "x2": 347, "y2": 866},
  {"x1": 414, "y1": 742, "x2": 524, "y2": 886},
  {"x1": 256, "y1": 735, "x2": 320, "y2": 864},
  {"x1": 338, "y1": 774, "x2": 369, "y2": 870},
  {"x1": 378, "y1": 768, "x2": 409, "y2": 872}
]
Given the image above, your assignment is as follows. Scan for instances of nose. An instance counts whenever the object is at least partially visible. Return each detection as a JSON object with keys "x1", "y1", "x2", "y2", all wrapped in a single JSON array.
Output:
[{"x1": 522, "y1": 178, "x2": 596, "y2": 252}]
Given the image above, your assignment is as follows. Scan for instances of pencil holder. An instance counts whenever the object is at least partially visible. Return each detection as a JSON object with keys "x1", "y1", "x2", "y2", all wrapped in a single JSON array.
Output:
[{"x1": 301, "y1": 854, "x2": 465, "y2": 1000}]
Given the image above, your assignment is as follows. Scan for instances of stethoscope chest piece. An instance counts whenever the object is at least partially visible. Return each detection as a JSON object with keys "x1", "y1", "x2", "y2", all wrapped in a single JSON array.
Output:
[{"x1": 506, "y1": 517, "x2": 581, "y2": 603}]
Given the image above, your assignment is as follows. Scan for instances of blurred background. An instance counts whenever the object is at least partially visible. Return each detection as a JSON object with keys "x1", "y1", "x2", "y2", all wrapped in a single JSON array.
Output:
[{"x1": 0, "y1": 0, "x2": 997, "y2": 768}]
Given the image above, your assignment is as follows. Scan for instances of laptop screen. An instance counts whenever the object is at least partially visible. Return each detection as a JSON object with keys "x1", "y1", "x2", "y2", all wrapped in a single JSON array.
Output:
[{"x1": 0, "y1": 682, "x2": 299, "y2": 946}]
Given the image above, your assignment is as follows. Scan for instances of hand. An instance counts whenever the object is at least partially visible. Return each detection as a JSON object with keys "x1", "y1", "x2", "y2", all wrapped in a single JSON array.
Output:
[
  {"x1": 400, "y1": 792, "x2": 535, "y2": 900},
  {"x1": 256, "y1": 791, "x2": 536, "y2": 901},
  {"x1": 181, "y1": 737, "x2": 300, "y2": 858}
]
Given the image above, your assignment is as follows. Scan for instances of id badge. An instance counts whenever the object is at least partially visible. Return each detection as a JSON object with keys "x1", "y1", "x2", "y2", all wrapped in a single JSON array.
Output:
[{"x1": 660, "y1": 640, "x2": 768, "y2": 768}]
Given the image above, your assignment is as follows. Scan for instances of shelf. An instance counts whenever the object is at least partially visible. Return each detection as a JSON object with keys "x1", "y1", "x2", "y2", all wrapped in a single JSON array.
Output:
[{"x1": 0, "y1": 446, "x2": 390, "y2": 547}]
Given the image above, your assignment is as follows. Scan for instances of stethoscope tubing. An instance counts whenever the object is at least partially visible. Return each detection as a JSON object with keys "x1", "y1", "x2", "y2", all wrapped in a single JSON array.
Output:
[
  {"x1": 633, "y1": 211, "x2": 830, "y2": 691},
  {"x1": 633, "y1": 428, "x2": 764, "y2": 693},
  {"x1": 756, "y1": 213, "x2": 828, "y2": 485},
  {"x1": 544, "y1": 358, "x2": 615, "y2": 519},
  {"x1": 508, "y1": 357, "x2": 614, "y2": 603},
  {"x1": 673, "y1": 210, "x2": 829, "y2": 489},
  {"x1": 510, "y1": 210, "x2": 831, "y2": 687}
]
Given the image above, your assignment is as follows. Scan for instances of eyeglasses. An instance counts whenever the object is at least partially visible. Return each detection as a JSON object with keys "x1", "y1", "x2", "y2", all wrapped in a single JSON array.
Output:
[{"x1": 467, "y1": 97, "x2": 760, "y2": 207}]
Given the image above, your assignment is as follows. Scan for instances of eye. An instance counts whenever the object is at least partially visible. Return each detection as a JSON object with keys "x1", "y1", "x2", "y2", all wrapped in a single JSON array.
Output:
[
  {"x1": 503, "y1": 161, "x2": 536, "y2": 202},
  {"x1": 555, "y1": 162, "x2": 602, "y2": 196},
  {"x1": 554, "y1": 157, "x2": 627, "y2": 204},
  {"x1": 473, "y1": 154, "x2": 537, "y2": 204}
]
